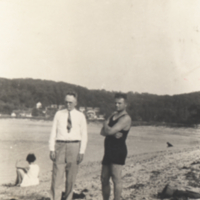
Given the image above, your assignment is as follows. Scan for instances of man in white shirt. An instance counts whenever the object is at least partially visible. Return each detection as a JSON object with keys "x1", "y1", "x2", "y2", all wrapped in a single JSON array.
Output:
[{"x1": 49, "y1": 91, "x2": 88, "y2": 200}]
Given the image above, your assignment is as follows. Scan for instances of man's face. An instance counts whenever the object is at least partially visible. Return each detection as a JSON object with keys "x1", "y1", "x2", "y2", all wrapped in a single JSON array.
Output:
[
  {"x1": 64, "y1": 95, "x2": 77, "y2": 111},
  {"x1": 115, "y1": 98, "x2": 127, "y2": 112}
]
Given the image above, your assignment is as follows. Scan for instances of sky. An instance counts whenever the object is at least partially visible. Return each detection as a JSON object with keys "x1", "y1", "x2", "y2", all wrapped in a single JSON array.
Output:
[{"x1": 0, "y1": 0, "x2": 200, "y2": 95}]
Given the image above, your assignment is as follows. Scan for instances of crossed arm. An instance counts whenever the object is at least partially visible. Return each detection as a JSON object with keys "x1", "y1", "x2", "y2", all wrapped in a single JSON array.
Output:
[{"x1": 100, "y1": 114, "x2": 131, "y2": 137}]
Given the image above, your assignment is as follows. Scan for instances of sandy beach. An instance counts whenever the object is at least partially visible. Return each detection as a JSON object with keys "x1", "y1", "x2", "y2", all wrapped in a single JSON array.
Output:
[{"x1": 1, "y1": 119, "x2": 200, "y2": 200}]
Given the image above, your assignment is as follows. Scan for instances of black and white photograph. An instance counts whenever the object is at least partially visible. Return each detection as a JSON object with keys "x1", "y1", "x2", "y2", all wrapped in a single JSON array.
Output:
[{"x1": 1, "y1": 0, "x2": 200, "y2": 200}]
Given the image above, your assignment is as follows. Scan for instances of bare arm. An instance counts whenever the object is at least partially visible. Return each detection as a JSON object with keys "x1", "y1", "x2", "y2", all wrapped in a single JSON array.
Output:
[
  {"x1": 77, "y1": 114, "x2": 88, "y2": 165},
  {"x1": 103, "y1": 115, "x2": 131, "y2": 136},
  {"x1": 79, "y1": 114, "x2": 88, "y2": 154},
  {"x1": 49, "y1": 112, "x2": 58, "y2": 151},
  {"x1": 100, "y1": 114, "x2": 113, "y2": 137},
  {"x1": 16, "y1": 160, "x2": 29, "y2": 171},
  {"x1": 49, "y1": 112, "x2": 58, "y2": 161}
]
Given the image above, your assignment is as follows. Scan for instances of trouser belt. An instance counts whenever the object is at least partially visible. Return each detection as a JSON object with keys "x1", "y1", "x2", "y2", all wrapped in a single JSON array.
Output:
[{"x1": 56, "y1": 140, "x2": 80, "y2": 143}]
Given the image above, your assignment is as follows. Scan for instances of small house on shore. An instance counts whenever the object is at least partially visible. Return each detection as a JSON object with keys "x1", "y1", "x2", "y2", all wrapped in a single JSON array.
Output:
[{"x1": 11, "y1": 110, "x2": 32, "y2": 118}]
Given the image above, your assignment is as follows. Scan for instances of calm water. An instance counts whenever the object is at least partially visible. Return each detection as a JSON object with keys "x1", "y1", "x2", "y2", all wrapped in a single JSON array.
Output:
[{"x1": 0, "y1": 119, "x2": 200, "y2": 184}]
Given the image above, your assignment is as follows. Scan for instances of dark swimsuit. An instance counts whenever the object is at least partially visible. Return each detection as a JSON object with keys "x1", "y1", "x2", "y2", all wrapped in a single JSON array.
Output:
[{"x1": 102, "y1": 114, "x2": 130, "y2": 165}]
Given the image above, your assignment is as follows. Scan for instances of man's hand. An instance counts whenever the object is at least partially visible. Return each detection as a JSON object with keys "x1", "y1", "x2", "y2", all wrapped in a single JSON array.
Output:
[
  {"x1": 115, "y1": 132, "x2": 123, "y2": 139},
  {"x1": 50, "y1": 151, "x2": 56, "y2": 162},
  {"x1": 77, "y1": 153, "x2": 84, "y2": 165}
]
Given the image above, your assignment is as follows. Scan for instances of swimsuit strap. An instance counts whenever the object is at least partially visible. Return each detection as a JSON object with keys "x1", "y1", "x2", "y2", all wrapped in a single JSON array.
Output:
[{"x1": 112, "y1": 114, "x2": 127, "y2": 122}]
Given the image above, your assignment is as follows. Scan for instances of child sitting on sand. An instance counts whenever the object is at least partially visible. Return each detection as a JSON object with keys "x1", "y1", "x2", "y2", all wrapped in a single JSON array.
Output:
[{"x1": 15, "y1": 153, "x2": 39, "y2": 187}]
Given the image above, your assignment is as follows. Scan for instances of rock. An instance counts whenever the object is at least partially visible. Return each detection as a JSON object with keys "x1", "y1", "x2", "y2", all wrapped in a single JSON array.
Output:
[
  {"x1": 160, "y1": 183, "x2": 176, "y2": 198},
  {"x1": 73, "y1": 192, "x2": 85, "y2": 199},
  {"x1": 167, "y1": 142, "x2": 173, "y2": 147},
  {"x1": 81, "y1": 188, "x2": 89, "y2": 193},
  {"x1": 159, "y1": 183, "x2": 200, "y2": 199}
]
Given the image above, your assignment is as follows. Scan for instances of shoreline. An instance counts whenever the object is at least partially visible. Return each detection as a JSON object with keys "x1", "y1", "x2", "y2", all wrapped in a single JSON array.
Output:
[
  {"x1": 1, "y1": 145, "x2": 200, "y2": 200},
  {"x1": 1, "y1": 119, "x2": 200, "y2": 200},
  {"x1": 0, "y1": 117, "x2": 198, "y2": 128}
]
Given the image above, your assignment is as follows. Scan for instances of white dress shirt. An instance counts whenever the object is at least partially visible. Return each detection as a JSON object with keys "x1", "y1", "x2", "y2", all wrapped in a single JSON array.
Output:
[{"x1": 49, "y1": 108, "x2": 88, "y2": 154}]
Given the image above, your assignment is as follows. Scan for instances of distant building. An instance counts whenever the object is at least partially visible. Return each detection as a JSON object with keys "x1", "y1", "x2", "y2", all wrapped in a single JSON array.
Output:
[
  {"x1": 79, "y1": 107, "x2": 86, "y2": 112},
  {"x1": 36, "y1": 102, "x2": 42, "y2": 109},
  {"x1": 11, "y1": 110, "x2": 32, "y2": 118},
  {"x1": 58, "y1": 105, "x2": 65, "y2": 110},
  {"x1": 86, "y1": 110, "x2": 97, "y2": 120},
  {"x1": 97, "y1": 114, "x2": 105, "y2": 121},
  {"x1": 86, "y1": 107, "x2": 93, "y2": 111},
  {"x1": 25, "y1": 112, "x2": 32, "y2": 118},
  {"x1": 11, "y1": 112, "x2": 16, "y2": 117},
  {"x1": 85, "y1": 107, "x2": 102, "y2": 120},
  {"x1": 51, "y1": 104, "x2": 57, "y2": 109}
]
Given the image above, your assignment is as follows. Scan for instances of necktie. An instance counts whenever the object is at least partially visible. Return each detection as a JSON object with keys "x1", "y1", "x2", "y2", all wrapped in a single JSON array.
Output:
[{"x1": 67, "y1": 111, "x2": 72, "y2": 133}]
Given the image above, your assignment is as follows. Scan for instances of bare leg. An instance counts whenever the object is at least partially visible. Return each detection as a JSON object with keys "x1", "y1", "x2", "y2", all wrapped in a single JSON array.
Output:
[
  {"x1": 15, "y1": 170, "x2": 20, "y2": 185},
  {"x1": 15, "y1": 169, "x2": 25, "y2": 185},
  {"x1": 111, "y1": 164, "x2": 123, "y2": 200},
  {"x1": 101, "y1": 165, "x2": 111, "y2": 200}
]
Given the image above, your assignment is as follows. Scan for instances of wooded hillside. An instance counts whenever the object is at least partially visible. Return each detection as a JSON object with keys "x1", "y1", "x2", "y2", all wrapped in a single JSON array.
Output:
[{"x1": 0, "y1": 78, "x2": 200, "y2": 125}]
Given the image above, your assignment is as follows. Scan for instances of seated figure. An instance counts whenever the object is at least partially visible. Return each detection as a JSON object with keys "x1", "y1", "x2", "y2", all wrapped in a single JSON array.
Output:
[{"x1": 15, "y1": 153, "x2": 39, "y2": 187}]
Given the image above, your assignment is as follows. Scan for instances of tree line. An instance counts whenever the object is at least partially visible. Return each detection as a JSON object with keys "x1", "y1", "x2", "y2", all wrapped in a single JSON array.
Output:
[{"x1": 0, "y1": 78, "x2": 200, "y2": 126}]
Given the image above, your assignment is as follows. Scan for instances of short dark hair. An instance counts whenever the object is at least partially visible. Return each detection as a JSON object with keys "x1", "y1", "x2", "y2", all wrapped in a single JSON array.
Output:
[
  {"x1": 26, "y1": 153, "x2": 36, "y2": 163},
  {"x1": 114, "y1": 92, "x2": 127, "y2": 100},
  {"x1": 66, "y1": 91, "x2": 78, "y2": 99}
]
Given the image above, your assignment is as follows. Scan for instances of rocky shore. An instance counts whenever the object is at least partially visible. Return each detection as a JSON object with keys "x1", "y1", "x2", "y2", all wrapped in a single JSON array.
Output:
[{"x1": 1, "y1": 146, "x2": 200, "y2": 200}]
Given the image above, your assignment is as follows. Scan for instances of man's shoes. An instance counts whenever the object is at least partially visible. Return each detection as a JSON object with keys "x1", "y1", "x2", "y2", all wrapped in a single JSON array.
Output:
[
  {"x1": 73, "y1": 192, "x2": 85, "y2": 199},
  {"x1": 61, "y1": 191, "x2": 86, "y2": 199}
]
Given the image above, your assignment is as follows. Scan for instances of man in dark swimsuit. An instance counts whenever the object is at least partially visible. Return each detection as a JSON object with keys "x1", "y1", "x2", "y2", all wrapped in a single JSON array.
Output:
[{"x1": 100, "y1": 93, "x2": 132, "y2": 200}]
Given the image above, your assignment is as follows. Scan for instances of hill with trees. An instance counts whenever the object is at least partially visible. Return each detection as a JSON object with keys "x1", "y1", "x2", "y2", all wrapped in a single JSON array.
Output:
[{"x1": 0, "y1": 77, "x2": 200, "y2": 126}]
